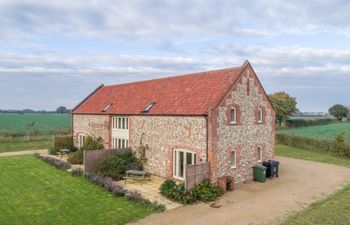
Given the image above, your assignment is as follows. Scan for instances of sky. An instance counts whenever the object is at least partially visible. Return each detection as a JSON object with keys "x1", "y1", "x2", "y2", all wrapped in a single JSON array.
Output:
[{"x1": 1, "y1": 0, "x2": 350, "y2": 112}]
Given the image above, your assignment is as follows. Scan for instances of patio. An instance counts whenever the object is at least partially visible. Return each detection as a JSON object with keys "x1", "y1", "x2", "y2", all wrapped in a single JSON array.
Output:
[{"x1": 115, "y1": 176, "x2": 181, "y2": 210}]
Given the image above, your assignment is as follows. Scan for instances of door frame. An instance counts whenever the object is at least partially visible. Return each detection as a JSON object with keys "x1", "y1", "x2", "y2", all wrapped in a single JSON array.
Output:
[{"x1": 173, "y1": 148, "x2": 196, "y2": 181}]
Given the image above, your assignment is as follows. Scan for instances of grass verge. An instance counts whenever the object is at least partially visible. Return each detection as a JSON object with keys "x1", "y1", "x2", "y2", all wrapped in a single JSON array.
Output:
[
  {"x1": 277, "y1": 144, "x2": 350, "y2": 224},
  {"x1": 0, "y1": 138, "x2": 53, "y2": 153},
  {"x1": 0, "y1": 155, "x2": 152, "y2": 225}
]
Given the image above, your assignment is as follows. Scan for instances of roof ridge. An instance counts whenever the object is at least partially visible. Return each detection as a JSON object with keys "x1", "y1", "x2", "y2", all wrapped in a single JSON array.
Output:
[{"x1": 105, "y1": 66, "x2": 242, "y2": 88}]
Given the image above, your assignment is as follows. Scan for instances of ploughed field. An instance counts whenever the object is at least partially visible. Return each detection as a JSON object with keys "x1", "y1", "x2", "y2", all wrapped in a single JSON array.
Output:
[{"x1": 277, "y1": 122, "x2": 350, "y2": 144}]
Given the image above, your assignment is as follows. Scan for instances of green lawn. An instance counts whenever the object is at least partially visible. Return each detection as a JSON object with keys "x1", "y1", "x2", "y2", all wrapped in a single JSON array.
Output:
[
  {"x1": 0, "y1": 137, "x2": 53, "y2": 153},
  {"x1": 277, "y1": 122, "x2": 350, "y2": 143},
  {"x1": 0, "y1": 113, "x2": 71, "y2": 133},
  {"x1": 276, "y1": 144, "x2": 350, "y2": 168},
  {"x1": 0, "y1": 155, "x2": 152, "y2": 225},
  {"x1": 277, "y1": 144, "x2": 350, "y2": 224}
]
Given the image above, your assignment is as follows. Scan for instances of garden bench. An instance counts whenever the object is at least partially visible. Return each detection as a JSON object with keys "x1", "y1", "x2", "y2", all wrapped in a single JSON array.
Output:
[
  {"x1": 58, "y1": 149, "x2": 71, "y2": 159},
  {"x1": 123, "y1": 170, "x2": 151, "y2": 184}
]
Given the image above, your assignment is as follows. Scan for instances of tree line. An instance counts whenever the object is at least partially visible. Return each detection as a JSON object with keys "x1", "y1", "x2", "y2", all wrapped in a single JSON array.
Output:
[
  {"x1": 268, "y1": 92, "x2": 349, "y2": 126},
  {"x1": 0, "y1": 106, "x2": 71, "y2": 114}
]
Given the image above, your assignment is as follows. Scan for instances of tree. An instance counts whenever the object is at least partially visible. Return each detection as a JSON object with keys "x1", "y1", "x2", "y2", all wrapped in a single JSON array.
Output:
[
  {"x1": 56, "y1": 106, "x2": 68, "y2": 114},
  {"x1": 268, "y1": 92, "x2": 298, "y2": 126},
  {"x1": 328, "y1": 104, "x2": 348, "y2": 121}
]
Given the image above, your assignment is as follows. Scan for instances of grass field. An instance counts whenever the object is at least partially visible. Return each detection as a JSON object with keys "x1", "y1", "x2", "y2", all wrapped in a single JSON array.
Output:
[
  {"x1": 0, "y1": 155, "x2": 152, "y2": 225},
  {"x1": 0, "y1": 137, "x2": 53, "y2": 153},
  {"x1": 277, "y1": 122, "x2": 350, "y2": 143},
  {"x1": 276, "y1": 145, "x2": 350, "y2": 224},
  {"x1": 0, "y1": 113, "x2": 71, "y2": 133}
]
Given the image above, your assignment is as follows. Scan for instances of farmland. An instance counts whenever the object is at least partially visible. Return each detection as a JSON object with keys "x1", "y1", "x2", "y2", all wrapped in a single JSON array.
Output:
[
  {"x1": 0, "y1": 113, "x2": 71, "y2": 134},
  {"x1": 0, "y1": 114, "x2": 71, "y2": 152},
  {"x1": 277, "y1": 122, "x2": 350, "y2": 144}
]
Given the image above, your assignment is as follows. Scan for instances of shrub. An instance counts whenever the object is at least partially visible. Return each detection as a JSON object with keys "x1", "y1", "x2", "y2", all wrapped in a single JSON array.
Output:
[
  {"x1": 276, "y1": 133, "x2": 350, "y2": 157},
  {"x1": 54, "y1": 135, "x2": 76, "y2": 151},
  {"x1": 71, "y1": 167, "x2": 84, "y2": 176},
  {"x1": 48, "y1": 147, "x2": 60, "y2": 155},
  {"x1": 35, "y1": 154, "x2": 71, "y2": 170},
  {"x1": 160, "y1": 179, "x2": 223, "y2": 204},
  {"x1": 160, "y1": 179, "x2": 194, "y2": 204},
  {"x1": 80, "y1": 136, "x2": 104, "y2": 151},
  {"x1": 190, "y1": 179, "x2": 224, "y2": 202},
  {"x1": 84, "y1": 172, "x2": 126, "y2": 196},
  {"x1": 126, "y1": 191, "x2": 166, "y2": 212},
  {"x1": 95, "y1": 150, "x2": 142, "y2": 180},
  {"x1": 285, "y1": 118, "x2": 337, "y2": 128},
  {"x1": 67, "y1": 149, "x2": 84, "y2": 164}
]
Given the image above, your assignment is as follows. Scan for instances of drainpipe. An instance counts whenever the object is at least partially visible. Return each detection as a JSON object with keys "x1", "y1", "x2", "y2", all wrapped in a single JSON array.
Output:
[{"x1": 205, "y1": 115, "x2": 209, "y2": 163}]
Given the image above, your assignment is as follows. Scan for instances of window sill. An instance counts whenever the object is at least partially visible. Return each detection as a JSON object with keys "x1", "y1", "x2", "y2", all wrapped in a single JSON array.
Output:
[{"x1": 231, "y1": 166, "x2": 237, "y2": 169}]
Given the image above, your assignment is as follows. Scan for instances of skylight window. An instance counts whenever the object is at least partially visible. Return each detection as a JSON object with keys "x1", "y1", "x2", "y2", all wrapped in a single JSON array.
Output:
[
  {"x1": 102, "y1": 103, "x2": 112, "y2": 112},
  {"x1": 142, "y1": 102, "x2": 155, "y2": 113}
]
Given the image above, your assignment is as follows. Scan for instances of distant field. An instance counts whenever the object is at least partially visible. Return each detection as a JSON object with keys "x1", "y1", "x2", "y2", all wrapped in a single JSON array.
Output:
[
  {"x1": 0, "y1": 114, "x2": 71, "y2": 133},
  {"x1": 278, "y1": 122, "x2": 350, "y2": 143},
  {"x1": 289, "y1": 116, "x2": 334, "y2": 120}
]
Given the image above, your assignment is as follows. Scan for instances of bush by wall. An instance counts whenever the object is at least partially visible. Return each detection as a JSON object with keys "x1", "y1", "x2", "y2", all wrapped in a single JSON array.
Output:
[
  {"x1": 94, "y1": 149, "x2": 142, "y2": 180},
  {"x1": 67, "y1": 136, "x2": 105, "y2": 164},
  {"x1": 67, "y1": 149, "x2": 84, "y2": 164},
  {"x1": 54, "y1": 135, "x2": 76, "y2": 151},
  {"x1": 285, "y1": 118, "x2": 337, "y2": 128},
  {"x1": 160, "y1": 179, "x2": 224, "y2": 204},
  {"x1": 276, "y1": 133, "x2": 350, "y2": 157}
]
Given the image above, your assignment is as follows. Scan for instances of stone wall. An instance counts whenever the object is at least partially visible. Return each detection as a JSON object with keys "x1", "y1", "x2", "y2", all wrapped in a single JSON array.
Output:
[
  {"x1": 72, "y1": 114, "x2": 111, "y2": 148},
  {"x1": 212, "y1": 65, "x2": 275, "y2": 184},
  {"x1": 129, "y1": 116, "x2": 207, "y2": 178}
]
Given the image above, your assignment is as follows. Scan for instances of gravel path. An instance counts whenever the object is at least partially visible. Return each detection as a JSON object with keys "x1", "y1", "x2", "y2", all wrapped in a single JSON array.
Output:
[
  {"x1": 0, "y1": 149, "x2": 47, "y2": 157},
  {"x1": 130, "y1": 156, "x2": 350, "y2": 225}
]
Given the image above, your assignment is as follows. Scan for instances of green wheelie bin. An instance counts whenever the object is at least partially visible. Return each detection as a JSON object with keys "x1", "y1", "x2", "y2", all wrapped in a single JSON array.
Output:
[{"x1": 253, "y1": 165, "x2": 267, "y2": 182}]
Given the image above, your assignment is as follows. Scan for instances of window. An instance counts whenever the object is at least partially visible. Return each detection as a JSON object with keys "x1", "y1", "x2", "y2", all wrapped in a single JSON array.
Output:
[
  {"x1": 143, "y1": 102, "x2": 155, "y2": 113},
  {"x1": 231, "y1": 150, "x2": 237, "y2": 168},
  {"x1": 173, "y1": 149, "x2": 196, "y2": 180},
  {"x1": 112, "y1": 116, "x2": 129, "y2": 130},
  {"x1": 257, "y1": 146, "x2": 262, "y2": 162},
  {"x1": 102, "y1": 103, "x2": 112, "y2": 112},
  {"x1": 112, "y1": 137, "x2": 129, "y2": 149},
  {"x1": 230, "y1": 107, "x2": 237, "y2": 124},
  {"x1": 257, "y1": 107, "x2": 263, "y2": 123},
  {"x1": 78, "y1": 134, "x2": 86, "y2": 147}
]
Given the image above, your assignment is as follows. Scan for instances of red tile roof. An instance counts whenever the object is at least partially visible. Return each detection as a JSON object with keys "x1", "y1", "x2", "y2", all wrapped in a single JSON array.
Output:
[{"x1": 73, "y1": 65, "x2": 245, "y2": 115}]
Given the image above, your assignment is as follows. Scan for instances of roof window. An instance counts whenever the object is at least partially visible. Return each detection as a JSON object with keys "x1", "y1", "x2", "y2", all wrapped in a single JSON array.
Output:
[
  {"x1": 102, "y1": 103, "x2": 112, "y2": 112},
  {"x1": 142, "y1": 102, "x2": 155, "y2": 113}
]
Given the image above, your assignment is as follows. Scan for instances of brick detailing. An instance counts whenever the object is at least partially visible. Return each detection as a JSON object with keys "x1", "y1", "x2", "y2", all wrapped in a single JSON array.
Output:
[
  {"x1": 129, "y1": 116, "x2": 207, "y2": 178},
  {"x1": 72, "y1": 114, "x2": 111, "y2": 148},
  {"x1": 213, "y1": 66, "x2": 275, "y2": 184}
]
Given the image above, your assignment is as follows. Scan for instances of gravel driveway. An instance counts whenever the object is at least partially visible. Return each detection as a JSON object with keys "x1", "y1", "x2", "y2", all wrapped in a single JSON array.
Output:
[{"x1": 130, "y1": 156, "x2": 350, "y2": 225}]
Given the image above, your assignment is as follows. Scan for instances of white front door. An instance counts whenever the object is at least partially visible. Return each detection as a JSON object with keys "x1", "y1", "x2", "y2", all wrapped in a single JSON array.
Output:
[{"x1": 173, "y1": 149, "x2": 196, "y2": 180}]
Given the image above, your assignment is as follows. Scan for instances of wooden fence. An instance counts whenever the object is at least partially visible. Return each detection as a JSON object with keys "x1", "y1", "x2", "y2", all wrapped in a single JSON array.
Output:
[
  {"x1": 84, "y1": 148, "x2": 130, "y2": 173},
  {"x1": 185, "y1": 162, "x2": 210, "y2": 190}
]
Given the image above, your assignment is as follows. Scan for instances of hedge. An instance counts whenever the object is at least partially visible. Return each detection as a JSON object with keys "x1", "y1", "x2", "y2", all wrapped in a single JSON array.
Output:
[
  {"x1": 54, "y1": 135, "x2": 75, "y2": 150},
  {"x1": 276, "y1": 133, "x2": 350, "y2": 157},
  {"x1": 285, "y1": 118, "x2": 337, "y2": 128}
]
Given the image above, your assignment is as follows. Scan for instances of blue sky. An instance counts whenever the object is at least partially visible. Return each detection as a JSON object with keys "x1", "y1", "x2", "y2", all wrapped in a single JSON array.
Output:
[{"x1": 1, "y1": 0, "x2": 350, "y2": 112}]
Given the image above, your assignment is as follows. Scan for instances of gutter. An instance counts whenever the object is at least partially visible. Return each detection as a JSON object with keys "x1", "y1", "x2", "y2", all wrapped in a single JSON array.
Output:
[{"x1": 205, "y1": 114, "x2": 209, "y2": 163}]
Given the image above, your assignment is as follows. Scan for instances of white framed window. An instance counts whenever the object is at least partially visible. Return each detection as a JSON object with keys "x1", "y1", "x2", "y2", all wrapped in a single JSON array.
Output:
[
  {"x1": 257, "y1": 107, "x2": 263, "y2": 123},
  {"x1": 230, "y1": 107, "x2": 237, "y2": 124},
  {"x1": 257, "y1": 146, "x2": 263, "y2": 162},
  {"x1": 231, "y1": 150, "x2": 237, "y2": 169},
  {"x1": 112, "y1": 116, "x2": 129, "y2": 130},
  {"x1": 173, "y1": 149, "x2": 196, "y2": 180},
  {"x1": 112, "y1": 137, "x2": 129, "y2": 149},
  {"x1": 78, "y1": 134, "x2": 86, "y2": 148}
]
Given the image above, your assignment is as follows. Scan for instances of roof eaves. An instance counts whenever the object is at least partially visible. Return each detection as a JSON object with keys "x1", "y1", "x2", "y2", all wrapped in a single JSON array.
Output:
[{"x1": 72, "y1": 84, "x2": 104, "y2": 113}]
